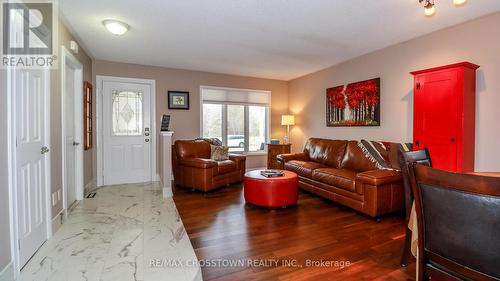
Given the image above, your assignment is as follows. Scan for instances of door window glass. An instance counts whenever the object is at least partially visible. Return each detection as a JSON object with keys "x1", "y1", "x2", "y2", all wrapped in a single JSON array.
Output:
[{"x1": 112, "y1": 90, "x2": 143, "y2": 136}]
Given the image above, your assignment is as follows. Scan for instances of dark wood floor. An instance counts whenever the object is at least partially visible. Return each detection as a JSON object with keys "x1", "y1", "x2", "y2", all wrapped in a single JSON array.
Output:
[{"x1": 173, "y1": 183, "x2": 416, "y2": 281}]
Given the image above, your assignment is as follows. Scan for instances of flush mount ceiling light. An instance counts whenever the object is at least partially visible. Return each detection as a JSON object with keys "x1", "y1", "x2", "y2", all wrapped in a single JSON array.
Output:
[
  {"x1": 418, "y1": 0, "x2": 468, "y2": 17},
  {"x1": 103, "y1": 20, "x2": 130, "y2": 35}
]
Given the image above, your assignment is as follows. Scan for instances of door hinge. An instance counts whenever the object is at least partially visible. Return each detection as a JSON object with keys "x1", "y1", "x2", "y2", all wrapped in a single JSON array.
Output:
[{"x1": 416, "y1": 82, "x2": 421, "y2": 90}]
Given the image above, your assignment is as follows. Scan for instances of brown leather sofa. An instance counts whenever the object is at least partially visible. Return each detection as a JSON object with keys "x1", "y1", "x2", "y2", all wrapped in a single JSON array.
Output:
[
  {"x1": 277, "y1": 138, "x2": 403, "y2": 218},
  {"x1": 172, "y1": 140, "x2": 246, "y2": 192}
]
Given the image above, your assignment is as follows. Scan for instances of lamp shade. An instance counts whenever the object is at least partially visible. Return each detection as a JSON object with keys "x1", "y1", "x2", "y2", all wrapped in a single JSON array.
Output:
[{"x1": 281, "y1": 115, "x2": 295, "y2": 126}]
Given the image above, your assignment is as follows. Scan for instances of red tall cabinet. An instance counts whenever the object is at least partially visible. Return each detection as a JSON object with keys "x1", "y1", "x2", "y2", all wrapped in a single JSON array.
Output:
[{"x1": 411, "y1": 62, "x2": 479, "y2": 173}]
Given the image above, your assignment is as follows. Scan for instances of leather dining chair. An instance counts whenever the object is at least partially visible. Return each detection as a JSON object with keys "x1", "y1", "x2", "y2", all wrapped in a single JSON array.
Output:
[
  {"x1": 398, "y1": 148, "x2": 432, "y2": 267},
  {"x1": 408, "y1": 164, "x2": 500, "y2": 280}
]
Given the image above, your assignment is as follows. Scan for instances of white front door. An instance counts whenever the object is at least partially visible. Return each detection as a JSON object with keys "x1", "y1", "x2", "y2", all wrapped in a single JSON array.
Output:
[
  {"x1": 102, "y1": 81, "x2": 152, "y2": 185},
  {"x1": 15, "y1": 69, "x2": 49, "y2": 267},
  {"x1": 64, "y1": 67, "x2": 77, "y2": 207}
]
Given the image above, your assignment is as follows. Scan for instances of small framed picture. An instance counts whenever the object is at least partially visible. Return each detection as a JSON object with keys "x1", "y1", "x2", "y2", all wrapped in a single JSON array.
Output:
[{"x1": 168, "y1": 91, "x2": 190, "y2": 110}]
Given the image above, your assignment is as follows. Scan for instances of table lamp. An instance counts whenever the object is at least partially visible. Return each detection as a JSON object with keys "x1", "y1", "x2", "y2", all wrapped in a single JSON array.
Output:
[{"x1": 281, "y1": 115, "x2": 295, "y2": 144}]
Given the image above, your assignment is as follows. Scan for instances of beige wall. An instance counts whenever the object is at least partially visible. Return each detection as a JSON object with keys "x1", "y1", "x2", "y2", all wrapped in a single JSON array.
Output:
[
  {"x1": 50, "y1": 20, "x2": 93, "y2": 218},
  {"x1": 0, "y1": 70, "x2": 11, "y2": 271},
  {"x1": 92, "y1": 60, "x2": 289, "y2": 169},
  {"x1": 288, "y1": 12, "x2": 500, "y2": 172}
]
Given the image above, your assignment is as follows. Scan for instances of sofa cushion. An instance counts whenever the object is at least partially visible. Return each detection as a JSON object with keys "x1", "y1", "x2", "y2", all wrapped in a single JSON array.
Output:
[
  {"x1": 304, "y1": 138, "x2": 348, "y2": 168},
  {"x1": 217, "y1": 160, "x2": 237, "y2": 174},
  {"x1": 340, "y1": 141, "x2": 379, "y2": 172},
  {"x1": 285, "y1": 160, "x2": 326, "y2": 178},
  {"x1": 312, "y1": 168, "x2": 357, "y2": 192},
  {"x1": 356, "y1": 169, "x2": 402, "y2": 186}
]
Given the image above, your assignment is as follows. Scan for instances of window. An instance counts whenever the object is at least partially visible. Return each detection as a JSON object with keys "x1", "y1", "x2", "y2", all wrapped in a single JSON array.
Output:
[
  {"x1": 201, "y1": 86, "x2": 270, "y2": 153},
  {"x1": 112, "y1": 90, "x2": 143, "y2": 136},
  {"x1": 83, "y1": 81, "x2": 93, "y2": 150}
]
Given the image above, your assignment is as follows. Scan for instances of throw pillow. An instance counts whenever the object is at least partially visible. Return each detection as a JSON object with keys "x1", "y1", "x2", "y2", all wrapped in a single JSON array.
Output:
[{"x1": 210, "y1": 145, "x2": 229, "y2": 161}]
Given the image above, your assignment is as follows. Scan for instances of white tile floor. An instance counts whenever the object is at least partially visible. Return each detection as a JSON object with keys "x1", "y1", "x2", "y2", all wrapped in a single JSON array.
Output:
[{"x1": 19, "y1": 182, "x2": 202, "y2": 281}]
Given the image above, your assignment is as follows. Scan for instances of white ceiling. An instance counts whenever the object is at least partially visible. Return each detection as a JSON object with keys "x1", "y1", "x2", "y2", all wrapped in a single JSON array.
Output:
[{"x1": 60, "y1": 0, "x2": 500, "y2": 80}]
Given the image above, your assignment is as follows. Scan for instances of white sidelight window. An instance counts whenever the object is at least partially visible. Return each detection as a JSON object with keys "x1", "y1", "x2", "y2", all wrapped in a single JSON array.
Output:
[{"x1": 201, "y1": 86, "x2": 271, "y2": 153}]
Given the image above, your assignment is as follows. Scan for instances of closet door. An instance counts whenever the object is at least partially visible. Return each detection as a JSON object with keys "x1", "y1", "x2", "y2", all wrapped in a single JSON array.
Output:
[{"x1": 413, "y1": 69, "x2": 459, "y2": 172}]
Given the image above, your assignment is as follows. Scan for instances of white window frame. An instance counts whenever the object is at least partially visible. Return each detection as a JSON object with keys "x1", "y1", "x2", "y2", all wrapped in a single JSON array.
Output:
[{"x1": 200, "y1": 86, "x2": 271, "y2": 156}]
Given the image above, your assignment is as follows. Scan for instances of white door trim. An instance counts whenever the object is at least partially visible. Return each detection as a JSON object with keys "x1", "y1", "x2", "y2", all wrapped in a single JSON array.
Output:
[
  {"x1": 96, "y1": 76, "x2": 157, "y2": 187},
  {"x1": 7, "y1": 67, "x2": 52, "y2": 279},
  {"x1": 61, "y1": 46, "x2": 84, "y2": 212}
]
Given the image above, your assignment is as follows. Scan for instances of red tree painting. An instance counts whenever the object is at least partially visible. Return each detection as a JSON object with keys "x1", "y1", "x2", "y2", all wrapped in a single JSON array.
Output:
[{"x1": 326, "y1": 78, "x2": 380, "y2": 127}]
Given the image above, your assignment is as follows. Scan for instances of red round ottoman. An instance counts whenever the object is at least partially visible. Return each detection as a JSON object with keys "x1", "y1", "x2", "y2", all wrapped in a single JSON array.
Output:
[{"x1": 244, "y1": 170, "x2": 299, "y2": 208}]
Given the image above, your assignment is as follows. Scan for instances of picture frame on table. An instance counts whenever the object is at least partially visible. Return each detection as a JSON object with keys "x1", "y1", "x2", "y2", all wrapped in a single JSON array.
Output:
[{"x1": 168, "y1": 91, "x2": 190, "y2": 110}]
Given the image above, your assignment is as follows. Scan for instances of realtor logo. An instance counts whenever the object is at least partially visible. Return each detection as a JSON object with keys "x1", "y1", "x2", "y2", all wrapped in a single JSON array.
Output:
[{"x1": 1, "y1": 0, "x2": 58, "y2": 68}]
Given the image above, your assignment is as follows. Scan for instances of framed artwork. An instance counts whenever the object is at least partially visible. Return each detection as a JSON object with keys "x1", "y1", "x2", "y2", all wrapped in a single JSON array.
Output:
[
  {"x1": 168, "y1": 91, "x2": 190, "y2": 110},
  {"x1": 83, "y1": 81, "x2": 93, "y2": 150},
  {"x1": 326, "y1": 78, "x2": 380, "y2": 127}
]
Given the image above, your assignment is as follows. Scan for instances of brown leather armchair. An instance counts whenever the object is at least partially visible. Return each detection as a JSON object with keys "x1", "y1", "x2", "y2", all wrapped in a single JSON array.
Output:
[{"x1": 172, "y1": 140, "x2": 246, "y2": 192}]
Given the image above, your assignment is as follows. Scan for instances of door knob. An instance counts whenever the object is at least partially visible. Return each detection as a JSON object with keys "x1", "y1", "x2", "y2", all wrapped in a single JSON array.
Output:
[
  {"x1": 41, "y1": 146, "x2": 50, "y2": 154},
  {"x1": 73, "y1": 141, "x2": 80, "y2": 146}
]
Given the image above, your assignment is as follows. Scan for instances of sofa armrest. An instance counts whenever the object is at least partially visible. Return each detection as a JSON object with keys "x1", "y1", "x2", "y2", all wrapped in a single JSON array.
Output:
[
  {"x1": 229, "y1": 154, "x2": 246, "y2": 163},
  {"x1": 356, "y1": 169, "x2": 402, "y2": 186},
  {"x1": 277, "y1": 152, "x2": 308, "y2": 163},
  {"x1": 179, "y1": 158, "x2": 217, "y2": 169},
  {"x1": 229, "y1": 154, "x2": 246, "y2": 170}
]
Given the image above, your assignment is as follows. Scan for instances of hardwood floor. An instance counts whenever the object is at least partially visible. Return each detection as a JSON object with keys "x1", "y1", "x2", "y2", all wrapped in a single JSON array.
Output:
[{"x1": 173, "y1": 183, "x2": 416, "y2": 281}]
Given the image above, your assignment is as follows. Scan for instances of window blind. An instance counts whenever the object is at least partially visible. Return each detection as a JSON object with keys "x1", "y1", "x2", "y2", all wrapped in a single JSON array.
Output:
[{"x1": 201, "y1": 87, "x2": 271, "y2": 105}]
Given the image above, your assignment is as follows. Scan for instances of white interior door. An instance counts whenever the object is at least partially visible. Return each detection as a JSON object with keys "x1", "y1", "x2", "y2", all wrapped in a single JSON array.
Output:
[
  {"x1": 15, "y1": 69, "x2": 49, "y2": 267},
  {"x1": 102, "y1": 81, "x2": 152, "y2": 185},
  {"x1": 64, "y1": 67, "x2": 77, "y2": 207}
]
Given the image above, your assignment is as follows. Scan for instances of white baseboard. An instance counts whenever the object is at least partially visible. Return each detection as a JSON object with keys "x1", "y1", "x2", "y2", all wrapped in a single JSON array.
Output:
[
  {"x1": 51, "y1": 209, "x2": 65, "y2": 234},
  {"x1": 162, "y1": 187, "x2": 173, "y2": 198},
  {"x1": 160, "y1": 179, "x2": 173, "y2": 198},
  {"x1": 0, "y1": 262, "x2": 14, "y2": 281}
]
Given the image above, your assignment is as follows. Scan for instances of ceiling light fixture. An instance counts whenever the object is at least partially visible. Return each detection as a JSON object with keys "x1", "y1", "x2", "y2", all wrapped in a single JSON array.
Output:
[
  {"x1": 453, "y1": 0, "x2": 468, "y2": 6},
  {"x1": 419, "y1": 0, "x2": 436, "y2": 17},
  {"x1": 103, "y1": 20, "x2": 130, "y2": 35},
  {"x1": 418, "y1": 0, "x2": 468, "y2": 17}
]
